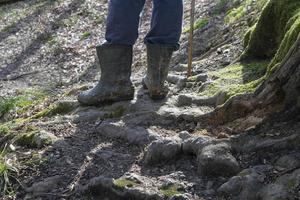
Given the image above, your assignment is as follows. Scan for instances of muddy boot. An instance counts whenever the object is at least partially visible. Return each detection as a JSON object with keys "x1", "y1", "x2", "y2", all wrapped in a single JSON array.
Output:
[
  {"x1": 143, "y1": 44, "x2": 178, "y2": 100},
  {"x1": 78, "y1": 44, "x2": 134, "y2": 106}
]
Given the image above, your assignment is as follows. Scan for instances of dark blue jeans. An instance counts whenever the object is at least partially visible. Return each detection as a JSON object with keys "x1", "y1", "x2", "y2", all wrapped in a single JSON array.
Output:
[{"x1": 105, "y1": 0, "x2": 183, "y2": 47}]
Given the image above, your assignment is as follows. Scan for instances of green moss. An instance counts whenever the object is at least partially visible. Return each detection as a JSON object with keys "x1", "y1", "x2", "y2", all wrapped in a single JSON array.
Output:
[
  {"x1": 32, "y1": 101, "x2": 76, "y2": 119},
  {"x1": 0, "y1": 125, "x2": 9, "y2": 136},
  {"x1": 60, "y1": 14, "x2": 80, "y2": 27},
  {"x1": 255, "y1": 0, "x2": 269, "y2": 10},
  {"x1": 225, "y1": 5, "x2": 246, "y2": 24},
  {"x1": 242, "y1": 0, "x2": 300, "y2": 60},
  {"x1": 199, "y1": 83, "x2": 221, "y2": 97},
  {"x1": 159, "y1": 183, "x2": 184, "y2": 198},
  {"x1": 47, "y1": 35, "x2": 58, "y2": 46},
  {"x1": 212, "y1": 0, "x2": 230, "y2": 15},
  {"x1": 21, "y1": 152, "x2": 48, "y2": 167},
  {"x1": 103, "y1": 106, "x2": 126, "y2": 119},
  {"x1": 243, "y1": 25, "x2": 256, "y2": 48},
  {"x1": 0, "y1": 89, "x2": 48, "y2": 117},
  {"x1": 287, "y1": 178, "x2": 297, "y2": 189},
  {"x1": 15, "y1": 132, "x2": 36, "y2": 148},
  {"x1": 187, "y1": 76, "x2": 197, "y2": 82},
  {"x1": 238, "y1": 170, "x2": 251, "y2": 177},
  {"x1": 63, "y1": 85, "x2": 89, "y2": 96},
  {"x1": 268, "y1": 11, "x2": 300, "y2": 73},
  {"x1": 81, "y1": 31, "x2": 91, "y2": 40},
  {"x1": 226, "y1": 77, "x2": 264, "y2": 98},
  {"x1": 114, "y1": 178, "x2": 140, "y2": 189},
  {"x1": 183, "y1": 18, "x2": 209, "y2": 33},
  {"x1": 199, "y1": 61, "x2": 269, "y2": 100}
]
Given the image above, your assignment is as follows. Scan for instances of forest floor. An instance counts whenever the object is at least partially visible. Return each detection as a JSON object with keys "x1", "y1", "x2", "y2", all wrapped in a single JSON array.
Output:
[{"x1": 0, "y1": 0, "x2": 300, "y2": 199}]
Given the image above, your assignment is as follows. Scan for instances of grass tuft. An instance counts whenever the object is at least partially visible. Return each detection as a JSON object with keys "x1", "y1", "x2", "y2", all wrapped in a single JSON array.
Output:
[{"x1": 0, "y1": 147, "x2": 18, "y2": 196}]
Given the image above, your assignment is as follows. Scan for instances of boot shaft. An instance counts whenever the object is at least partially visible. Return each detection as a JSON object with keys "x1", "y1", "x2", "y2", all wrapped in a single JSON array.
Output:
[
  {"x1": 96, "y1": 44, "x2": 133, "y2": 84},
  {"x1": 146, "y1": 44, "x2": 177, "y2": 87}
]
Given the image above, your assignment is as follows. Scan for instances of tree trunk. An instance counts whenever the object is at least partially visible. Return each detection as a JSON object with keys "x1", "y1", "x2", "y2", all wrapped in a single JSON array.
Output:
[{"x1": 201, "y1": 33, "x2": 300, "y2": 125}]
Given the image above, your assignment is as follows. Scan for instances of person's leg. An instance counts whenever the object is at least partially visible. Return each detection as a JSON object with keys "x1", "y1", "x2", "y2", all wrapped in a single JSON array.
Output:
[
  {"x1": 143, "y1": 0, "x2": 183, "y2": 100},
  {"x1": 105, "y1": 0, "x2": 146, "y2": 45},
  {"x1": 78, "y1": 0, "x2": 146, "y2": 106},
  {"x1": 144, "y1": 0, "x2": 183, "y2": 46}
]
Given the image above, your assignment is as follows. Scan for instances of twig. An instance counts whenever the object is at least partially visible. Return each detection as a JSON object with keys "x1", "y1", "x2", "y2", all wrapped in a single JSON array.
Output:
[{"x1": 0, "y1": 70, "x2": 43, "y2": 81}]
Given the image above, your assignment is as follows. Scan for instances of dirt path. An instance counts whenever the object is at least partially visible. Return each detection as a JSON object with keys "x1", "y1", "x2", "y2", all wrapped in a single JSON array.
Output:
[{"x1": 1, "y1": 0, "x2": 300, "y2": 200}]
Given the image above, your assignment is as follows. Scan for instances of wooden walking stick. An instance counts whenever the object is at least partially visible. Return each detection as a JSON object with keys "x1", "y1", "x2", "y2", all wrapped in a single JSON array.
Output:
[{"x1": 187, "y1": 0, "x2": 196, "y2": 77}]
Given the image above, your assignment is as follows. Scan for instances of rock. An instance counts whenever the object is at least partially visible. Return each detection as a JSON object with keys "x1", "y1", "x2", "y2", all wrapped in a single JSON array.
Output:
[
  {"x1": 187, "y1": 74, "x2": 208, "y2": 83},
  {"x1": 16, "y1": 130, "x2": 58, "y2": 148},
  {"x1": 258, "y1": 184, "x2": 290, "y2": 200},
  {"x1": 197, "y1": 143, "x2": 240, "y2": 177},
  {"x1": 177, "y1": 94, "x2": 216, "y2": 107},
  {"x1": 178, "y1": 131, "x2": 192, "y2": 140},
  {"x1": 96, "y1": 121, "x2": 159, "y2": 146},
  {"x1": 257, "y1": 168, "x2": 300, "y2": 200},
  {"x1": 34, "y1": 131, "x2": 58, "y2": 148},
  {"x1": 170, "y1": 193, "x2": 191, "y2": 200},
  {"x1": 185, "y1": 82, "x2": 194, "y2": 88},
  {"x1": 73, "y1": 109, "x2": 109, "y2": 123},
  {"x1": 176, "y1": 78, "x2": 187, "y2": 90},
  {"x1": 144, "y1": 137, "x2": 182, "y2": 164},
  {"x1": 167, "y1": 74, "x2": 187, "y2": 85},
  {"x1": 231, "y1": 133, "x2": 300, "y2": 153},
  {"x1": 26, "y1": 175, "x2": 64, "y2": 194},
  {"x1": 218, "y1": 165, "x2": 272, "y2": 200},
  {"x1": 157, "y1": 106, "x2": 206, "y2": 122},
  {"x1": 182, "y1": 136, "x2": 213, "y2": 154},
  {"x1": 166, "y1": 74, "x2": 188, "y2": 90},
  {"x1": 81, "y1": 175, "x2": 162, "y2": 200},
  {"x1": 275, "y1": 153, "x2": 300, "y2": 169},
  {"x1": 172, "y1": 64, "x2": 188, "y2": 72}
]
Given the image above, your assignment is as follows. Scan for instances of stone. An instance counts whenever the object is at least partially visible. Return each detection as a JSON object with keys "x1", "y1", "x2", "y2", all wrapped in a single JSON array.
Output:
[
  {"x1": 257, "y1": 169, "x2": 300, "y2": 200},
  {"x1": 177, "y1": 94, "x2": 216, "y2": 107},
  {"x1": 144, "y1": 137, "x2": 182, "y2": 164},
  {"x1": 231, "y1": 133, "x2": 300, "y2": 153},
  {"x1": 81, "y1": 175, "x2": 162, "y2": 200},
  {"x1": 275, "y1": 153, "x2": 300, "y2": 169},
  {"x1": 16, "y1": 130, "x2": 58, "y2": 149},
  {"x1": 197, "y1": 143, "x2": 240, "y2": 177},
  {"x1": 33, "y1": 131, "x2": 59, "y2": 148},
  {"x1": 172, "y1": 64, "x2": 188, "y2": 72},
  {"x1": 258, "y1": 184, "x2": 290, "y2": 200},
  {"x1": 218, "y1": 165, "x2": 273, "y2": 200},
  {"x1": 96, "y1": 121, "x2": 159, "y2": 146},
  {"x1": 182, "y1": 136, "x2": 213, "y2": 154},
  {"x1": 167, "y1": 74, "x2": 187, "y2": 85},
  {"x1": 187, "y1": 74, "x2": 208, "y2": 83},
  {"x1": 170, "y1": 193, "x2": 191, "y2": 200},
  {"x1": 178, "y1": 131, "x2": 192, "y2": 140},
  {"x1": 72, "y1": 109, "x2": 109, "y2": 123},
  {"x1": 26, "y1": 175, "x2": 64, "y2": 194}
]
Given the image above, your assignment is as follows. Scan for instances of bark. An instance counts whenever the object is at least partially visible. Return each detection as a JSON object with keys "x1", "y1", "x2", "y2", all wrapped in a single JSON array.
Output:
[{"x1": 201, "y1": 34, "x2": 300, "y2": 125}]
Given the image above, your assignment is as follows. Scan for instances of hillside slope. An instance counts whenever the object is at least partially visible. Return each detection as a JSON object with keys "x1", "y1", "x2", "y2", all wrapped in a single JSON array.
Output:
[{"x1": 0, "y1": 0, "x2": 299, "y2": 199}]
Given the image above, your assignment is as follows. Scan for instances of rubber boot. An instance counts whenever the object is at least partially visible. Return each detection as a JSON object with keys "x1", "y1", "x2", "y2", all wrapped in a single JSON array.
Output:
[
  {"x1": 78, "y1": 44, "x2": 134, "y2": 106},
  {"x1": 143, "y1": 44, "x2": 177, "y2": 100}
]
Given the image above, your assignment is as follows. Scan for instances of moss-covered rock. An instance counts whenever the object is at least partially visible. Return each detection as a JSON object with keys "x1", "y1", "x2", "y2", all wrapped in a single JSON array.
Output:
[
  {"x1": 32, "y1": 100, "x2": 78, "y2": 119},
  {"x1": 15, "y1": 130, "x2": 58, "y2": 148},
  {"x1": 159, "y1": 183, "x2": 185, "y2": 198},
  {"x1": 242, "y1": 0, "x2": 300, "y2": 61},
  {"x1": 199, "y1": 60, "x2": 269, "y2": 102},
  {"x1": 114, "y1": 178, "x2": 140, "y2": 189}
]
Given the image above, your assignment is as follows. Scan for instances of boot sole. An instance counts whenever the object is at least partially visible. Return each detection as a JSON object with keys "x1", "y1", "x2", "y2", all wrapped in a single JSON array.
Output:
[
  {"x1": 78, "y1": 90, "x2": 134, "y2": 106},
  {"x1": 99, "y1": 94, "x2": 134, "y2": 104}
]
